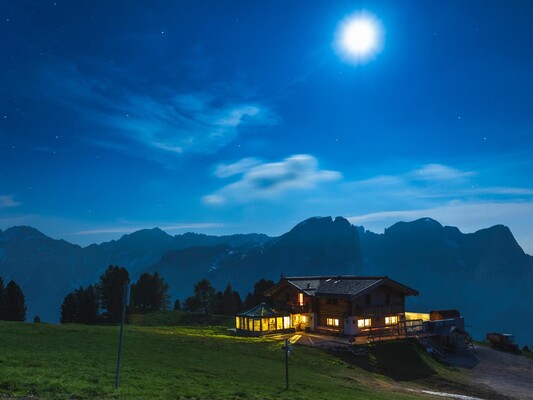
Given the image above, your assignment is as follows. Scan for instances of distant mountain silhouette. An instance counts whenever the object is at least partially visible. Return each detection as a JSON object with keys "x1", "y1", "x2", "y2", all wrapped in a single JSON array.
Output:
[
  {"x1": 0, "y1": 227, "x2": 271, "y2": 322},
  {"x1": 152, "y1": 217, "x2": 533, "y2": 343},
  {"x1": 1, "y1": 217, "x2": 531, "y2": 344}
]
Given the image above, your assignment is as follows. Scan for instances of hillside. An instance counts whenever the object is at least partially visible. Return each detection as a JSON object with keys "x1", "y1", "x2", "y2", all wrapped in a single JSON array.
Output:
[
  {"x1": 1, "y1": 216, "x2": 532, "y2": 346},
  {"x1": 0, "y1": 227, "x2": 271, "y2": 322},
  {"x1": 0, "y1": 320, "x2": 507, "y2": 399}
]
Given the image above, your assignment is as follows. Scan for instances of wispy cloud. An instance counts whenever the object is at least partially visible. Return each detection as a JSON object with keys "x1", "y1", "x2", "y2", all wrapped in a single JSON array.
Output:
[
  {"x1": 409, "y1": 164, "x2": 476, "y2": 181},
  {"x1": 41, "y1": 61, "x2": 276, "y2": 161},
  {"x1": 339, "y1": 163, "x2": 533, "y2": 253},
  {"x1": 215, "y1": 158, "x2": 261, "y2": 178},
  {"x1": 75, "y1": 223, "x2": 224, "y2": 236},
  {"x1": 0, "y1": 195, "x2": 20, "y2": 209},
  {"x1": 343, "y1": 163, "x2": 533, "y2": 202},
  {"x1": 203, "y1": 154, "x2": 341, "y2": 205},
  {"x1": 347, "y1": 200, "x2": 533, "y2": 253}
]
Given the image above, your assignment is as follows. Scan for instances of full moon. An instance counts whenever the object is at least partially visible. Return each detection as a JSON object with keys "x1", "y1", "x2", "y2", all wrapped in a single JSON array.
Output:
[{"x1": 335, "y1": 12, "x2": 384, "y2": 65}]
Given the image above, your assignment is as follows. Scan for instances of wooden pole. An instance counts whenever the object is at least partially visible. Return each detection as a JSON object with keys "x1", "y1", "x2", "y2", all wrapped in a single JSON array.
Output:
[{"x1": 115, "y1": 281, "x2": 129, "y2": 389}]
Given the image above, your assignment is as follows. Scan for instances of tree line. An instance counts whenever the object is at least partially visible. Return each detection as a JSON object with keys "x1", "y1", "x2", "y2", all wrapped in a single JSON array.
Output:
[
  {"x1": 180, "y1": 278, "x2": 275, "y2": 315},
  {"x1": 61, "y1": 265, "x2": 170, "y2": 323},
  {"x1": 60, "y1": 264, "x2": 276, "y2": 324},
  {"x1": 0, "y1": 276, "x2": 27, "y2": 322}
]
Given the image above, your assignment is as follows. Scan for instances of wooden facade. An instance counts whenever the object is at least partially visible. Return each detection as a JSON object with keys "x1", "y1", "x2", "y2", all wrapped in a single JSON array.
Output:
[{"x1": 258, "y1": 276, "x2": 419, "y2": 336}]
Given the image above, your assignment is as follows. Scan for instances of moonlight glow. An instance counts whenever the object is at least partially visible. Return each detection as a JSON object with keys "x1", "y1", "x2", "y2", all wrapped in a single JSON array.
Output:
[{"x1": 335, "y1": 12, "x2": 384, "y2": 65}]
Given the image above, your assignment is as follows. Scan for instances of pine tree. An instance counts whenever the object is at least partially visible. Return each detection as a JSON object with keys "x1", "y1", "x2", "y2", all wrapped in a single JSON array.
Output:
[
  {"x1": 76, "y1": 285, "x2": 99, "y2": 324},
  {"x1": 215, "y1": 283, "x2": 243, "y2": 315},
  {"x1": 96, "y1": 265, "x2": 130, "y2": 322},
  {"x1": 244, "y1": 278, "x2": 275, "y2": 307},
  {"x1": 173, "y1": 299, "x2": 181, "y2": 311},
  {"x1": 193, "y1": 279, "x2": 216, "y2": 315},
  {"x1": 130, "y1": 272, "x2": 170, "y2": 314},
  {"x1": 61, "y1": 286, "x2": 99, "y2": 324},
  {"x1": 61, "y1": 293, "x2": 78, "y2": 323},
  {"x1": 0, "y1": 276, "x2": 5, "y2": 320},
  {"x1": 4, "y1": 280, "x2": 27, "y2": 321},
  {"x1": 183, "y1": 295, "x2": 201, "y2": 312}
]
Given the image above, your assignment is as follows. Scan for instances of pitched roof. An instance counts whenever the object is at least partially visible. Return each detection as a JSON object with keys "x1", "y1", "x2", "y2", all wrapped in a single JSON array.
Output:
[
  {"x1": 266, "y1": 275, "x2": 418, "y2": 299},
  {"x1": 237, "y1": 302, "x2": 287, "y2": 318},
  {"x1": 315, "y1": 277, "x2": 382, "y2": 297}
]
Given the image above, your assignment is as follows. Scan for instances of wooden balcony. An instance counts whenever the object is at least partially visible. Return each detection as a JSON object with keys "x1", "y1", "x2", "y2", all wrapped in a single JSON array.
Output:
[
  {"x1": 355, "y1": 303, "x2": 405, "y2": 317},
  {"x1": 277, "y1": 301, "x2": 309, "y2": 314}
]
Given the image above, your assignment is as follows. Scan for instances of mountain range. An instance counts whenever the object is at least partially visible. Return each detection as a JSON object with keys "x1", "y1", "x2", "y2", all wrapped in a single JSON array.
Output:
[{"x1": 1, "y1": 217, "x2": 531, "y2": 344}]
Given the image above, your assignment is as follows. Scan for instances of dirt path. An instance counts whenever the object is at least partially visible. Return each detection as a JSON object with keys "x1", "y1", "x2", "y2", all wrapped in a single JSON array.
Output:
[{"x1": 445, "y1": 346, "x2": 533, "y2": 400}]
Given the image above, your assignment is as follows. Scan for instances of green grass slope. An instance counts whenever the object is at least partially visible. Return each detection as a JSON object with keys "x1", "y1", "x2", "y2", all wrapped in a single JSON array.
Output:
[{"x1": 0, "y1": 320, "x2": 494, "y2": 399}]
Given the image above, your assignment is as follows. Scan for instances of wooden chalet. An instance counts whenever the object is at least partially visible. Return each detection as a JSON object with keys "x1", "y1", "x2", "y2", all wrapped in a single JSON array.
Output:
[{"x1": 238, "y1": 275, "x2": 419, "y2": 336}]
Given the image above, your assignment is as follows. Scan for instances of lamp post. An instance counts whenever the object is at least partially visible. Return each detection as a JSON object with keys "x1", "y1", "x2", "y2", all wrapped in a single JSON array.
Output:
[
  {"x1": 115, "y1": 280, "x2": 130, "y2": 389},
  {"x1": 281, "y1": 338, "x2": 292, "y2": 390}
]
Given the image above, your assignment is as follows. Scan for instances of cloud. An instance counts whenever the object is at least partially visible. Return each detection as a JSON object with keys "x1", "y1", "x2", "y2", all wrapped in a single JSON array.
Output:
[
  {"x1": 203, "y1": 154, "x2": 342, "y2": 204},
  {"x1": 214, "y1": 158, "x2": 262, "y2": 178},
  {"x1": 74, "y1": 222, "x2": 223, "y2": 236},
  {"x1": 346, "y1": 200, "x2": 533, "y2": 254},
  {"x1": 40, "y1": 61, "x2": 276, "y2": 160},
  {"x1": 409, "y1": 164, "x2": 476, "y2": 181},
  {"x1": 0, "y1": 195, "x2": 20, "y2": 209},
  {"x1": 338, "y1": 163, "x2": 533, "y2": 253}
]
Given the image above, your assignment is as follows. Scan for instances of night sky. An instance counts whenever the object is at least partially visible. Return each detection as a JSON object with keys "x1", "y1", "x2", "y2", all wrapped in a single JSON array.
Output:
[{"x1": 1, "y1": 1, "x2": 532, "y2": 252}]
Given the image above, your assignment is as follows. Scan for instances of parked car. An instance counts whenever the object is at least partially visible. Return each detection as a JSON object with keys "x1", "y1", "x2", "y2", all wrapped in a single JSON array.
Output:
[{"x1": 486, "y1": 332, "x2": 519, "y2": 351}]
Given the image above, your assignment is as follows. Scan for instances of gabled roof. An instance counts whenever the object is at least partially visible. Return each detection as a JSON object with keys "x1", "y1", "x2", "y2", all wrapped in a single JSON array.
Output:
[
  {"x1": 315, "y1": 277, "x2": 382, "y2": 298},
  {"x1": 264, "y1": 275, "x2": 419, "y2": 299},
  {"x1": 237, "y1": 302, "x2": 287, "y2": 318}
]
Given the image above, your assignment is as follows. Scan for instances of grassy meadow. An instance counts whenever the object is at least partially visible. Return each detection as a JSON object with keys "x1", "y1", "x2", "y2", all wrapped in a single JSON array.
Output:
[{"x1": 0, "y1": 319, "x2": 493, "y2": 399}]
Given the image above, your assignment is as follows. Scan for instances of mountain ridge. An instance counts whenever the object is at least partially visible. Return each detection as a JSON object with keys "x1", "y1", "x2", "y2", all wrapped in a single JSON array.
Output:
[{"x1": 1, "y1": 217, "x2": 532, "y2": 345}]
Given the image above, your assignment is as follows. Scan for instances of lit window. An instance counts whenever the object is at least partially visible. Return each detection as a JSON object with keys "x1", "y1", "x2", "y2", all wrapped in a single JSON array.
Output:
[
  {"x1": 283, "y1": 316, "x2": 291, "y2": 328},
  {"x1": 276, "y1": 317, "x2": 283, "y2": 330},
  {"x1": 301, "y1": 315, "x2": 308, "y2": 323},
  {"x1": 235, "y1": 317, "x2": 240, "y2": 329},
  {"x1": 327, "y1": 318, "x2": 340, "y2": 327},
  {"x1": 298, "y1": 292, "x2": 304, "y2": 306},
  {"x1": 357, "y1": 318, "x2": 371, "y2": 328},
  {"x1": 385, "y1": 316, "x2": 398, "y2": 325}
]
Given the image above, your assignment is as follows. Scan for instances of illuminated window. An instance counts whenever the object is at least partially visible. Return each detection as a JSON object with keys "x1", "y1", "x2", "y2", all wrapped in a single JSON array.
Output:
[
  {"x1": 327, "y1": 318, "x2": 340, "y2": 327},
  {"x1": 284, "y1": 316, "x2": 291, "y2": 328},
  {"x1": 262, "y1": 318, "x2": 269, "y2": 331},
  {"x1": 276, "y1": 317, "x2": 283, "y2": 330},
  {"x1": 301, "y1": 315, "x2": 308, "y2": 323},
  {"x1": 254, "y1": 319, "x2": 261, "y2": 331},
  {"x1": 235, "y1": 317, "x2": 240, "y2": 329},
  {"x1": 357, "y1": 318, "x2": 371, "y2": 328},
  {"x1": 385, "y1": 316, "x2": 398, "y2": 325},
  {"x1": 298, "y1": 292, "x2": 304, "y2": 306}
]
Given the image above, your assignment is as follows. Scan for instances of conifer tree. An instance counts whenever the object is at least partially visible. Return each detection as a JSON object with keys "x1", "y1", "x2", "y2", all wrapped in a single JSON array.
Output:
[
  {"x1": 4, "y1": 280, "x2": 26, "y2": 321},
  {"x1": 184, "y1": 279, "x2": 216, "y2": 314},
  {"x1": 76, "y1": 285, "x2": 99, "y2": 324},
  {"x1": 96, "y1": 265, "x2": 130, "y2": 322},
  {"x1": 130, "y1": 272, "x2": 170, "y2": 314},
  {"x1": 0, "y1": 276, "x2": 5, "y2": 320},
  {"x1": 244, "y1": 278, "x2": 275, "y2": 307},
  {"x1": 60, "y1": 292, "x2": 78, "y2": 323}
]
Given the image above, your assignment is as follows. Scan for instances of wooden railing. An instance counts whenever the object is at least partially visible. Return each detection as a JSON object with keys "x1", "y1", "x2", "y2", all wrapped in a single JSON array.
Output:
[
  {"x1": 277, "y1": 302, "x2": 309, "y2": 314},
  {"x1": 358, "y1": 319, "x2": 424, "y2": 339},
  {"x1": 355, "y1": 303, "x2": 404, "y2": 317}
]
